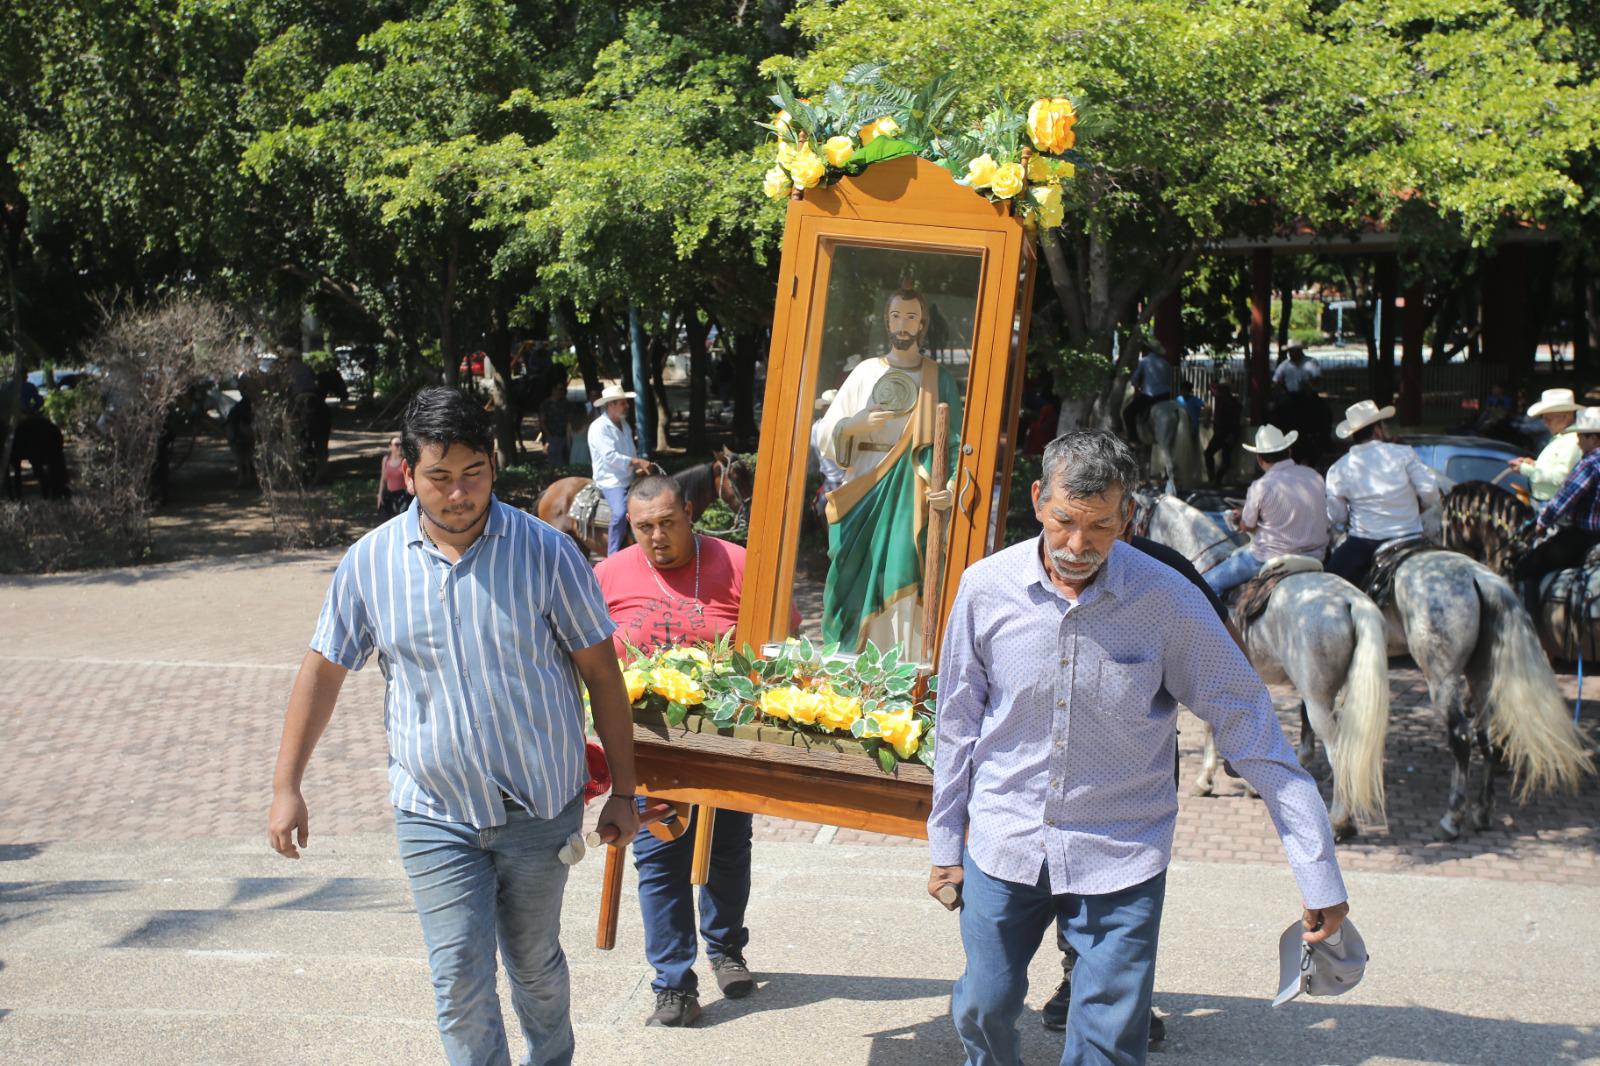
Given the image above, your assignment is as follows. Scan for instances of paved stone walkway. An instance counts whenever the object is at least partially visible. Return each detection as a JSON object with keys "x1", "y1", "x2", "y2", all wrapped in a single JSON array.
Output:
[{"x1": 4, "y1": 553, "x2": 1597, "y2": 885}]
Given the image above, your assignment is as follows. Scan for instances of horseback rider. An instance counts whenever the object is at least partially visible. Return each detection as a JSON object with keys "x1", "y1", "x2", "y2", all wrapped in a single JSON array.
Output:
[
  {"x1": 1123, "y1": 341, "x2": 1173, "y2": 445},
  {"x1": 588, "y1": 384, "x2": 653, "y2": 555},
  {"x1": 1323, "y1": 399, "x2": 1440, "y2": 586},
  {"x1": 1507, "y1": 388, "x2": 1583, "y2": 503},
  {"x1": 1207, "y1": 424, "x2": 1329, "y2": 596},
  {"x1": 1512, "y1": 406, "x2": 1600, "y2": 619}
]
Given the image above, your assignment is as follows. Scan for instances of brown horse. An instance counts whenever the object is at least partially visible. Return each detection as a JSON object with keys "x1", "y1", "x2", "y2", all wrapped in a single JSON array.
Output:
[
  {"x1": 535, "y1": 447, "x2": 753, "y2": 558},
  {"x1": 1440, "y1": 480, "x2": 1534, "y2": 578}
]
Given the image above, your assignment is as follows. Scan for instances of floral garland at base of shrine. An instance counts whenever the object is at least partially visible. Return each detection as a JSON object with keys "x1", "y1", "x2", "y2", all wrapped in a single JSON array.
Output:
[
  {"x1": 620, "y1": 635, "x2": 935, "y2": 775},
  {"x1": 759, "y1": 65, "x2": 1079, "y2": 230}
]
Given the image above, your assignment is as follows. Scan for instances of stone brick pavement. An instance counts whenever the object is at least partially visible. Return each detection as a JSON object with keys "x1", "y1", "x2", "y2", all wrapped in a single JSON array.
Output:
[{"x1": 4, "y1": 552, "x2": 1597, "y2": 885}]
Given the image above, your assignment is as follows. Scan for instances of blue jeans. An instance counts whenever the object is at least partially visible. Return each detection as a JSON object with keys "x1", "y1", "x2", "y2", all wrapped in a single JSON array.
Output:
[
  {"x1": 395, "y1": 797, "x2": 582, "y2": 1066},
  {"x1": 602, "y1": 485, "x2": 630, "y2": 555},
  {"x1": 953, "y1": 856, "x2": 1166, "y2": 1066},
  {"x1": 1325, "y1": 534, "x2": 1385, "y2": 587},
  {"x1": 632, "y1": 801, "x2": 753, "y2": 994},
  {"x1": 1203, "y1": 545, "x2": 1264, "y2": 595}
]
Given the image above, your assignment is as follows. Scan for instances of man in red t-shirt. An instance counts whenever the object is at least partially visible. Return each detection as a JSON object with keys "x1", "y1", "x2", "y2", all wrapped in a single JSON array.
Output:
[{"x1": 593, "y1": 476, "x2": 769, "y2": 1028}]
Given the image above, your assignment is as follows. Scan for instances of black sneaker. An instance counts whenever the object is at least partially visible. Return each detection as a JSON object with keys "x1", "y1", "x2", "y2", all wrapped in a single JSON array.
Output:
[
  {"x1": 710, "y1": 951, "x2": 756, "y2": 999},
  {"x1": 1041, "y1": 977, "x2": 1071, "y2": 1031},
  {"x1": 645, "y1": 989, "x2": 702, "y2": 1027},
  {"x1": 1148, "y1": 1009, "x2": 1166, "y2": 1048}
]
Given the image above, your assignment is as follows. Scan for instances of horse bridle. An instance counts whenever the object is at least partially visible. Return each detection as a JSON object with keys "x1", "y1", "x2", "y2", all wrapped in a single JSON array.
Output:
[{"x1": 716, "y1": 456, "x2": 750, "y2": 525}]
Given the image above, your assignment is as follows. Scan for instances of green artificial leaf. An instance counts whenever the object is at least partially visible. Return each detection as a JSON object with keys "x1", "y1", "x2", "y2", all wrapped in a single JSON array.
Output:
[
  {"x1": 917, "y1": 744, "x2": 936, "y2": 769},
  {"x1": 728, "y1": 675, "x2": 756, "y2": 699},
  {"x1": 850, "y1": 717, "x2": 867, "y2": 738},
  {"x1": 876, "y1": 746, "x2": 899, "y2": 775},
  {"x1": 736, "y1": 704, "x2": 758, "y2": 726},
  {"x1": 731, "y1": 650, "x2": 752, "y2": 677},
  {"x1": 820, "y1": 641, "x2": 841, "y2": 658},
  {"x1": 665, "y1": 701, "x2": 689, "y2": 727},
  {"x1": 880, "y1": 646, "x2": 901, "y2": 673},
  {"x1": 925, "y1": 673, "x2": 939, "y2": 694}
]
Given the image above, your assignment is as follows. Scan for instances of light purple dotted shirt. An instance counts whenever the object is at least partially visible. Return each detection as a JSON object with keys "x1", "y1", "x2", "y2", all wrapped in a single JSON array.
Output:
[{"x1": 928, "y1": 536, "x2": 1347, "y2": 908}]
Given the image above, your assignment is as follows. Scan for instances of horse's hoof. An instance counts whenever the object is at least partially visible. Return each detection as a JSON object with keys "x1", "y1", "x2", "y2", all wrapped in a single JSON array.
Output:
[
  {"x1": 1469, "y1": 805, "x2": 1494, "y2": 832},
  {"x1": 1189, "y1": 781, "x2": 1214, "y2": 797},
  {"x1": 1332, "y1": 821, "x2": 1358, "y2": 843},
  {"x1": 1433, "y1": 820, "x2": 1460, "y2": 843}
]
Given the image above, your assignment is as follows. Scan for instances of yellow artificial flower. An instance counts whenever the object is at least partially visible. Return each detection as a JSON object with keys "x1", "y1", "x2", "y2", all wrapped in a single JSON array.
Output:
[
  {"x1": 787, "y1": 149, "x2": 826, "y2": 190},
  {"x1": 965, "y1": 152, "x2": 998, "y2": 189},
  {"x1": 1027, "y1": 97, "x2": 1077, "y2": 154},
  {"x1": 989, "y1": 161, "x2": 1026, "y2": 199},
  {"x1": 859, "y1": 115, "x2": 900, "y2": 144},
  {"x1": 649, "y1": 666, "x2": 705, "y2": 706},
  {"x1": 1038, "y1": 197, "x2": 1066, "y2": 229},
  {"x1": 871, "y1": 711, "x2": 926, "y2": 760},
  {"x1": 1031, "y1": 183, "x2": 1063, "y2": 212},
  {"x1": 788, "y1": 690, "x2": 822, "y2": 726},
  {"x1": 665, "y1": 646, "x2": 712, "y2": 673},
  {"x1": 776, "y1": 138, "x2": 798, "y2": 167},
  {"x1": 823, "y1": 135, "x2": 855, "y2": 168},
  {"x1": 773, "y1": 109, "x2": 792, "y2": 138},
  {"x1": 814, "y1": 690, "x2": 862, "y2": 732},
  {"x1": 760, "y1": 685, "x2": 802, "y2": 721},
  {"x1": 623, "y1": 668, "x2": 648, "y2": 704},
  {"x1": 1027, "y1": 154, "x2": 1053, "y2": 183}
]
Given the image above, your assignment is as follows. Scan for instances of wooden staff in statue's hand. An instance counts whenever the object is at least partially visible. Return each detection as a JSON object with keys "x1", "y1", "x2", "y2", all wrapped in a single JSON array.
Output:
[{"x1": 922, "y1": 402, "x2": 953, "y2": 660}]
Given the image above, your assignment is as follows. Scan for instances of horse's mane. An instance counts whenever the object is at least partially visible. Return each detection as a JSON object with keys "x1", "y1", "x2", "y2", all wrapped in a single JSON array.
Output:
[{"x1": 673, "y1": 461, "x2": 714, "y2": 502}]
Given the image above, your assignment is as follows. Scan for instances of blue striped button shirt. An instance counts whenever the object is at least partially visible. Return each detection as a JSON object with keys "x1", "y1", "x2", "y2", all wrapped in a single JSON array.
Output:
[
  {"x1": 929, "y1": 537, "x2": 1347, "y2": 908},
  {"x1": 309, "y1": 497, "x2": 616, "y2": 828}
]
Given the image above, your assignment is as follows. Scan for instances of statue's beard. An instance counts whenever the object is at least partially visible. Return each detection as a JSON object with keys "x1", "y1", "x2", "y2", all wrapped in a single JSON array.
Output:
[{"x1": 889, "y1": 331, "x2": 918, "y2": 352}]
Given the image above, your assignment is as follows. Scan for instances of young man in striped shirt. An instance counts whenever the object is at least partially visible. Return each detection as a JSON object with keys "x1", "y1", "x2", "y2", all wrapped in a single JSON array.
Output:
[{"x1": 268, "y1": 386, "x2": 640, "y2": 1066}]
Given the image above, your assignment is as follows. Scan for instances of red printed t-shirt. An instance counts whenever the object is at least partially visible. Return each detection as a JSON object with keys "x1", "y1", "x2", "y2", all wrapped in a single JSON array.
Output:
[{"x1": 595, "y1": 537, "x2": 746, "y2": 658}]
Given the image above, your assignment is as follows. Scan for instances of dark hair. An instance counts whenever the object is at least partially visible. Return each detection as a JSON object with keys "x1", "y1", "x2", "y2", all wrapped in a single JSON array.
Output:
[
  {"x1": 1349, "y1": 424, "x2": 1380, "y2": 445},
  {"x1": 1258, "y1": 448, "x2": 1292, "y2": 464},
  {"x1": 886, "y1": 283, "x2": 929, "y2": 324},
  {"x1": 628, "y1": 474, "x2": 686, "y2": 509},
  {"x1": 400, "y1": 386, "x2": 494, "y2": 467}
]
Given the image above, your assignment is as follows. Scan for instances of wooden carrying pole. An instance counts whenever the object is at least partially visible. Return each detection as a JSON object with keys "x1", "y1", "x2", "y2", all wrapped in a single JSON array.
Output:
[
  {"x1": 593, "y1": 799, "x2": 678, "y2": 951},
  {"x1": 921, "y1": 402, "x2": 952, "y2": 660}
]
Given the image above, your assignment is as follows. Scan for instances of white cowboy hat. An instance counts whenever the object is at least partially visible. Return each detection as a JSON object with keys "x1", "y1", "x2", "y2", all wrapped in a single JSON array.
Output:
[
  {"x1": 1561, "y1": 407, "x2": 1600, "y2": 435},
  {"x1": 1241, "y1": 424, "x2": 1299, "y2": 454},
  {"x1": 1335, "y1": 399, "x2": 1396, "y2": 440},
  {"x1": 1527, "y1": 388, "x2": 1583, "y2": 417},
  {"x1": 592, "y1": 383, "x2": 637, "y2": 408},
  {"x1": 814, "y1": 388, "x2": 838, "y2": 413}
]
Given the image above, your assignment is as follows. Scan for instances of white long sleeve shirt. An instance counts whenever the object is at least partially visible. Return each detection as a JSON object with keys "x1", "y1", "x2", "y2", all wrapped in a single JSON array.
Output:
[
  {"x1": 1325, "y1": 439, "x2": 1441, "y2": 541},
  {"x1": 587, "y1": 414, "x2": 636, "y2": 489}
]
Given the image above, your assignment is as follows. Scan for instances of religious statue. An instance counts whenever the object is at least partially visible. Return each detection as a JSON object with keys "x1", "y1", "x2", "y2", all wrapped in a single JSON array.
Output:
[{"x1": 813, "y1": 283, "x2": 963, "y2": 661}]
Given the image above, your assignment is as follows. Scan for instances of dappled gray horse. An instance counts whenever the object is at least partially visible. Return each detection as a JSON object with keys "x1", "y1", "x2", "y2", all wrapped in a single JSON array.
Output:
[
  {"x1": 1379, "y1": 549, "x2": 1593, "y2": 839},
  {"x1": 1142, "y1": 494, "x2": 1390, "y2": 840}
]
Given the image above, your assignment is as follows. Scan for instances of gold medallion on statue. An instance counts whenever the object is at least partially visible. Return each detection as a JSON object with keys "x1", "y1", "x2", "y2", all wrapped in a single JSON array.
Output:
[{"x1": 870, "y1": 369, "x2": 920, "y2": 415}]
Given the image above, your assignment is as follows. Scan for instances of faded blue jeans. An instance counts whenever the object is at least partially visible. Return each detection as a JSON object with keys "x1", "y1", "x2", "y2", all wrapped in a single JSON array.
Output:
[
  {"x1": 1203, "y1": 545, "x2": 1264, "y2": 596},
  {"x1": 952, "y1": 855, "x2": 1166, "y2": 1066},
  {"x1": 602, "y1": 486, "x2": 631, "y2": 555},
  {"x1": 395, "y1": 796, "x2": 582, "y2": 1066}
]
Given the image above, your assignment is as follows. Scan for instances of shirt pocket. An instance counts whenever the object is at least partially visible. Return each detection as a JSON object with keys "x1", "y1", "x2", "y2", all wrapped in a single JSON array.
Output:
[{"x1": 1096, "y1": 658, "x2": 1164, "y2": 719}]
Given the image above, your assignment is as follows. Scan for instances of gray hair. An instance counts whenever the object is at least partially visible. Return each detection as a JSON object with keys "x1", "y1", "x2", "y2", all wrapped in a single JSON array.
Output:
[{"x1": 1039, "y1": 430, "x2": 1138, "y2": 508}]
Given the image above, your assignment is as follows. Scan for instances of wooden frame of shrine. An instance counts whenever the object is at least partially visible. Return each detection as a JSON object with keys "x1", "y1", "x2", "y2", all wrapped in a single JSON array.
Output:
[{"x1": 595, "y1": 156, "x2": 1038, "y2": 949}]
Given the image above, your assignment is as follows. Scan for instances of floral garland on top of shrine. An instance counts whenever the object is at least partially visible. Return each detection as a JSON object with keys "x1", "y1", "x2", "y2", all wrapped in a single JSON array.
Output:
[{"x1": 758, "y1": 64, "x2": 1080, "y2": 230}]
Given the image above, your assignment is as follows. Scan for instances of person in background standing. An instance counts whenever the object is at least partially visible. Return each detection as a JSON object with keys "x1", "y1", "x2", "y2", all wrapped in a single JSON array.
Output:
[
  {"x1": 1174, "y1": 378, "x2": 1203, "y2": 445},
  {"x1": 540, "y1": 378, "x2": 571, "y2": 467},
  {"x1": 1204, "y1": 380, "x2": 1242, "y2": 486},
  {"x1": 375, "y1": 435, "x2": 412, "y2": 520}
]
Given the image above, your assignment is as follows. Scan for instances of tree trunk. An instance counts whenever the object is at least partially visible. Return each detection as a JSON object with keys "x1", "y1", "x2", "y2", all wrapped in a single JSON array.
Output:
[
  {"x1": 1, "y1": 204, "x2": 25, "y2": 486},
  {"x1": 439, "y1": 238, "x2": 459, "y2": 387},
  {"x1": 557, "y1": 302, "x2": 602, "y2": 397},
  {"x1": 684, "y1": 308, "x2": 710, "y2": 454},
  {"x1": 1577, "y1": 265, "x2": 1597, "y2": 380},
  {"x1": 485, "y1": 304, "x2": 518, "y2": 462},
  {"x1": 1277, "y1": 282, "x2": 1293, "y2": 353},
  {"x1": 730, "y1": 322, "x2": 760, "y2": 446}
]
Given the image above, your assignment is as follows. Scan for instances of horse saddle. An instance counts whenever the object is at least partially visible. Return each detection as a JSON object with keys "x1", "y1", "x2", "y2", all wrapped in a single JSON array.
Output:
[
  {"x1": 570, "y1": 482, "x2": 611, "y2": 542},
  {"x1": 1230, "y1": 555, "x2": 1323, "y2": 634},
  {"x1": 1363, "y1": 535, "x2": 1440, "y2": 610}
]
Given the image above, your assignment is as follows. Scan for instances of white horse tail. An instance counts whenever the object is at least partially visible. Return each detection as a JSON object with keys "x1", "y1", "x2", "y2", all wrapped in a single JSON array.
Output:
[
  {"x1": 1336, "y1": 593, "x2": 1392, "y2": 822},
  {"x1": 1476, "y1": 571, "x2": 1596, "y2": 798}
]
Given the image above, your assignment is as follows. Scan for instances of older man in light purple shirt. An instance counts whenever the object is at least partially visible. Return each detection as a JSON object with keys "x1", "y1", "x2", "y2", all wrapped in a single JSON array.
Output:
[
  {"x1": 1206, "y1": 424, "x2": 1330, "y2": 595},
  {"x1": 928, "y1": 430, "x2": 1349, "y2": 1066}
]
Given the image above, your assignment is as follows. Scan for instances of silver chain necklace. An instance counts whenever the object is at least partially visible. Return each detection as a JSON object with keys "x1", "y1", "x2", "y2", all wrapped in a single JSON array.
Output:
[{"x1": 645, "y1": 535, "x2": 705, "y2": 627}]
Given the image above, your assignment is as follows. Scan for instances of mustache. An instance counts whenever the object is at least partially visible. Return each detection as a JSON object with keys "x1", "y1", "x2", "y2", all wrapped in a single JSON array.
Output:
[{"x1": 1049, "y1": 547, "x2": 1104, "y2": 573}]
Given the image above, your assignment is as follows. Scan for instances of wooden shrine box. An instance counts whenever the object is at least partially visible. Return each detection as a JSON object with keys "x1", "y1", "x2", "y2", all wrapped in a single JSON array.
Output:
[{"x1": 597, "y1": 155, "x2": 1036, "y2": 948}]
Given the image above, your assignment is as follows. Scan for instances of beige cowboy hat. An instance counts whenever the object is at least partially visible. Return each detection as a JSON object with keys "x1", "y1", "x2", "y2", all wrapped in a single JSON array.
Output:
[
  {"x1": 1560, "y1": 407, "x2": 1600, "y2": 435},
  {"x1": 1241, "y1": 424, "x2": 1299, "y2": 454},
  {"x1": 814, "y1": 388, "x2": 839, "y2": 413},
  {"x1": 1527, "y1": 388, "x2": 1583, "y2": 417},
  {"x1": 592, "y1": 383, "x2": 637, "y2": 408},
  {"x1": 1335, "y1": 399, "x2": 1396, "y2": 440}
]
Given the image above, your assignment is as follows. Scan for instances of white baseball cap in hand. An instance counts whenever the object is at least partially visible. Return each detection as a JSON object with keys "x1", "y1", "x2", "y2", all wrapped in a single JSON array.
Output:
[{"x1": 1272, "y1": 917, "x2": 1368, "y2": 1007}]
